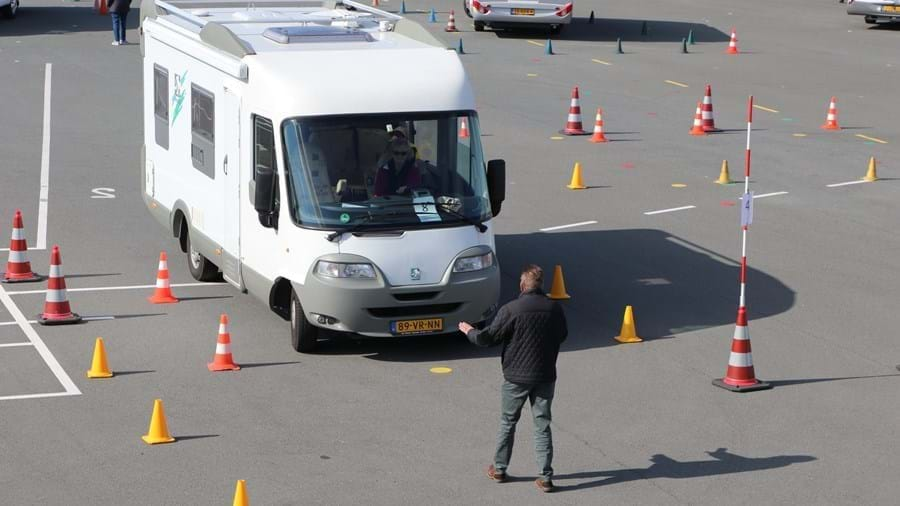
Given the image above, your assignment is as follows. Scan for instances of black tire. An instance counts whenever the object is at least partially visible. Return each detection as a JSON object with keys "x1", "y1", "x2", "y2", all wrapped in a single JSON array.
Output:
[
  {"x1": 550, "y1": 24, "x2": 562, "y2": 35},
  {"x1": 0, "y1": 0, "x2": 18, "y2": 19},
  {"x1": 474, "y1": 20, "x2": 485, "y2": 31},
  {"x1": 184, "y1": 228, "x2": 220, "y2": 282},
  {"x1": 864, "y1": 15, "x2": 878, "y2": 24},
  {"x1": 462, "y1": 0, "x2": 471, "y2": 17},
  {"x1": 290, "y1": 288, "x2": 319, "y2": 353}
]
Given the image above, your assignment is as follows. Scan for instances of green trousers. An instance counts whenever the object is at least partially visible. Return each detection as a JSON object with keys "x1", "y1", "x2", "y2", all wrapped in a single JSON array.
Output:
[{"x1": 494, "y1": 380, "x2": 555, "y2": 479}]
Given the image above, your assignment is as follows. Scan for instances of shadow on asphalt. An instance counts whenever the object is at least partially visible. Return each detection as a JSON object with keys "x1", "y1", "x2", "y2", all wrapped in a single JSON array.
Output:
[
  {"x1": 239, "y1": 361, "x2": 302, "y2": 369},
  {"x1": 768, "y1": 373, "x2": 900, "y2": 388},
  {"x1": 112, "y1": 370, "x2": 156, "y2": 376},
  {"x1": 551, "y1": 448, "x2": 816, "y2": 491},
  {"x1": 0, "y1": 5, "x2": 140, "y2": 37},
  {"x1": 313, "y1": 229, "x2": 795, "y2": 360},
  {"x1": 65, "y1": 273, "x2": 121, "y2": 279},
  {"x1": 492, "y1": 17, "x2": 729, "y2": 43}
]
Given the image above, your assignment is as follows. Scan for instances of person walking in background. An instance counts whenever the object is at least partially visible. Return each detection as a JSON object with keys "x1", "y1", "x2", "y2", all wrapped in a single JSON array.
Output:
[
  {"x1": 108, "y1": 0, "x2": 132, "y2": 46},
  {"x1": 458, "y1": 264, "x2": 568, "y2": 493}
]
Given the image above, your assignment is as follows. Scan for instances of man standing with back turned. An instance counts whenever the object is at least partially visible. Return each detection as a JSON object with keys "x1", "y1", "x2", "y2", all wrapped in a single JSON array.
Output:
[{"x1": 458, "y1": 264, "x2": 568, "y2": 493}]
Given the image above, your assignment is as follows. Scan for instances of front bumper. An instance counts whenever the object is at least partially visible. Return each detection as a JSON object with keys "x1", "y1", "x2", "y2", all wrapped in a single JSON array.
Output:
[
  {"x1": 848, "y1": 1, "x2": 900, "y2": 18},
  {"x1": 294, "y1": 261, "x2": 501, "y2": 338}
]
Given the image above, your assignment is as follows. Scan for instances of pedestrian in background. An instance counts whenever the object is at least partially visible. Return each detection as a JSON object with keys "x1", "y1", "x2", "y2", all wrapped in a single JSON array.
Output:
[
  {"x1": 108, "y1": 0, "x2": 132, "y2": 46},
  {"x1": 458, "y1": 264, "x2": 568, "y2": 493}
]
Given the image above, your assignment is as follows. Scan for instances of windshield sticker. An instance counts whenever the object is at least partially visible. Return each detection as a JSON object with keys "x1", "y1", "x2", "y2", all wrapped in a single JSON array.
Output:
[
  {"x1": 339, "y1": 213, "x2": 350, "y2": 224},
  {"x1": 171, "y1": 70, "x2": 188, "y2": 126},
  {"x1": 412, "y1": 190, "x2": 441, "y2": 223}
]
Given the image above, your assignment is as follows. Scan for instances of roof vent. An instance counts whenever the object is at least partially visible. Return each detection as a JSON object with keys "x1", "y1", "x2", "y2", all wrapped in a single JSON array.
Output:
[{"x1": 263, "y1": 25, "x2": 372, "y2": 44}]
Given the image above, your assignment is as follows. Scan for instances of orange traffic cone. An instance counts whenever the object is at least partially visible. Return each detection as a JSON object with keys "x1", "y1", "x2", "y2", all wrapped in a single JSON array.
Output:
[
  {"x1": 547, "y1": 265, "x2": 570, "y2": 300},
  {"x1": 821, "y1": 97, "x2": 840, "y2": 130},
  {"x1": 566, "y1": 162, "x2": 587, "y2": 190},
  {"x1": 233, "y1": 480, "x2": 249, "y2": 506},
  {"x1": 589, "y1": 108, "x2": 608, "y2": 143},
  {"x1": 98, "y1": 0, "x2": 108, "y2": 15},
  {"x1": 87, "y1": 337, "x2": 113, "y2": 378},
  {"x1": 712, "y1": 307, "x2": 772, "y2": 392},
  {"x1": 445, "y1": 10, "x2": 458, "y2": 32},
  {"x1": 2, "y1": 210, "x2": 41, "y2": 283},
  {"x1": 37, "y1": 245, "x2": 82, "y2": 325},
  {"x1": 459, "y1": 118, "x2": 470, "y2": 139},
  {"x1": 372, "y1": 0, "x2": 378, "y2": 6},
  {"x1": 614, "y1": 306, "x2": 642, "y2": 343},
  {"x1": 690, "y1": 101, "x2": 706, "y2": 136},
  {"x1": 148, "y1": 251, "x2": 179, "y2": 304},
  {"x1": 701, "y1": 84, "x2": 720, "y2": 132},
  {"x1": 563, "y1": 86, "x2": 586, "y2": 135},
  {"x1": 863, "y1": 156, "x2": 878, "y2": 182},
  {"x1": 209, "y1": 314, "x2": 240, "y2": 371},
  {"x1": 726, "y1": 27, "x2": 738, "y2": 54},
  {"x1": 142, "y1": 398, "x2": 176, "y2": 444}
]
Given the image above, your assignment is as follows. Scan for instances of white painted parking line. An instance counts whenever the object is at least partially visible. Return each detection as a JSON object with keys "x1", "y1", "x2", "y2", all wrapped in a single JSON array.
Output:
[
  {"x1": 37, "y1": 63, "x2": 52, "y2": 251},
  {"x1": 644, "y1": 205, "x2": 696, "y2": 216},
  {"x1": 0, "y1": 283, "x2": 80, "y2": 400},
  {"x1": 0, "y1": 316, "x2": 120, "y2": 327},
  {"x1": 0, "y1": 391, "x2": 79, "y2": 402},
  {"x1": 827, "y1": 180, "x2": 867, "y2": 188},
  {"x1": 748, "y1": 191, "x2": 789, "y2": 199},
  {"x1": 6, "y1": 281, "x2": 225, "y2": 296},
  {"x1": 0, "y1": 342, "x2": 34, "y2": 348},
  {"x1": 539, "y1": 220, "x2": 598, "y2": 232}
]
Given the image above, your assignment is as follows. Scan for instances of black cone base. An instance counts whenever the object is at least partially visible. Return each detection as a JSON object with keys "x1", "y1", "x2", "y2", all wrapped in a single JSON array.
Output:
[{"x1": 712, "y1": 378, "x2": 772, "y2": 393}]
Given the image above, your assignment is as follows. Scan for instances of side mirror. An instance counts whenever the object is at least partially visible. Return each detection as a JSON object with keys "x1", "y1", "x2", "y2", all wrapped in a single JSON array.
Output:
[
  {"x1": 487, "y1": 159, "x2": 506, "y2": 217},
  {"x1": 254, "y1": 166, "x2": 277, "y2": 228}
]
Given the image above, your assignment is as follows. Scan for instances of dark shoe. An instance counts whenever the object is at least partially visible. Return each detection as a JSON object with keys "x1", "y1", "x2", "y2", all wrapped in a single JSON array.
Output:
[
  {"x1": 486, "y1": 465, "x2": 507, "y2": 483},
  {"x1": 535, "y1": 478, "x2": 554, "y2": 493}
]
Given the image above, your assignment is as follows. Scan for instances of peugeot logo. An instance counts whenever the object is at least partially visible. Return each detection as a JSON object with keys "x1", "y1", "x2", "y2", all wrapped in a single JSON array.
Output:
[{"x1": 410, "y1": 267, "x2": 421, "y2": 281}]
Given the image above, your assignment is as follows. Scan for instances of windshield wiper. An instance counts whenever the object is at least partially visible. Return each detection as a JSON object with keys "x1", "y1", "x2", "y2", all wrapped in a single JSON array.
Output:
[{"x1": 434, "y1": 202, "x2": 488, "y2": 233}]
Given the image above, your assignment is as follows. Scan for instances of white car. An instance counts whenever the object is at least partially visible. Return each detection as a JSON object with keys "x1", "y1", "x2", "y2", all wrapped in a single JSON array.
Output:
[
  {"x1": 463, "y1": 0, "x2": 573, "y2": 33},
  {"x1": 0, "y1": 0, "x2": 19, "y2": 19},
  {"x1": 847, "y1": 0, "x2": 900, "y2": 23}
]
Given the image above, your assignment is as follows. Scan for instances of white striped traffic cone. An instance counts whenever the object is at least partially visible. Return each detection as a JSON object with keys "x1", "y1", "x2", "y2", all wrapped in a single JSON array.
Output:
[
  {"x1": 208, "y1": 314, "x2": 240, "y2": 371},
  {"x1": 821, "y1": 97, "x2": 840, "y2": 130},
  {"x1": 148, "y1": 251, "x2": 179, "y2": 304},
  {"x1": 445, "y1": 10, "x2": 458, "y2": 32},
  {"x1": 726, "y1": 28, "x2": 739, "y2": 54},
  {"x1": 690, "y1": 101, "x2": 706, "y2": 136},
  {"x1": 2, "y1": 210, "x2": 41, "y2": 283},
  {"x1": 712, "y1": 307, "x2": 771, "y2": 392},
  {"x1": 701, "y1": 84, "x2": 720, "y2": 132},
  {"x1": 589, "y1": 108, "x2": 608, "y2": 143},
  {"x1": 37, "y1": 245, "x2": 82, "y2": 325},
  {"x1": 459, "y1": 117, "x2": 470, "y2": 139},
  {"x1": 563, "y1": 86, "x2": 586, "y2": 135}
]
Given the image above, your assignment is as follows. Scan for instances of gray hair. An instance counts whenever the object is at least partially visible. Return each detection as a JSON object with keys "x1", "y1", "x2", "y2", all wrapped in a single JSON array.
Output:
[{"x1": 520, "y1": 264, "x2": 544, "y2": 291}]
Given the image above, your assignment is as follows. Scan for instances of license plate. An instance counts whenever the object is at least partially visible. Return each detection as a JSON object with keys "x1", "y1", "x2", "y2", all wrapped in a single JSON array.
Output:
[
  {"x1": 511, "y1": 8, "x2": 535, "y2": 15},
  {"x1": 391, "y1": 318, "x2": 443, "y2": 335},
  {"x1": 885, "y1": 5, "x2": 899, "y2": 12}
]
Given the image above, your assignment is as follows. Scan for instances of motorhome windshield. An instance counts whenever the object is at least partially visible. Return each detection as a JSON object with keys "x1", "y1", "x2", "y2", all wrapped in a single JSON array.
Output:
[{"x1": 282, "y1": 112, "x2": 491, "y2": 232}]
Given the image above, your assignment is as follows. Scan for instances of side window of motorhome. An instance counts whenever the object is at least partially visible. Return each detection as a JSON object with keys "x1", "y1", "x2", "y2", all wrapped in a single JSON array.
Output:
[
  {"x1": 253, "y1": 115, "x2": 276, "y2": 178},
  {"x1": 153, "y1": 65, "x2": 169, "y2": 150},
  {"x1": 190, "y1": 84, "x2": 215, "y2": 179}
]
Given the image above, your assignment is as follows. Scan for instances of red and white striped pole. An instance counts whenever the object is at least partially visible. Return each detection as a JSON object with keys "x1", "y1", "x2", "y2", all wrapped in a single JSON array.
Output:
[{"x1": 713, "y1": 95, "x2": 771, "y2": 392}]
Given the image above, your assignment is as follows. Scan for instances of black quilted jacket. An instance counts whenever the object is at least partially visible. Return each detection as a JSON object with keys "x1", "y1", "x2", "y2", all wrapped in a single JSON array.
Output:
[{"x1": 466, "y1": 289, "x2": 568, "y2": 384}]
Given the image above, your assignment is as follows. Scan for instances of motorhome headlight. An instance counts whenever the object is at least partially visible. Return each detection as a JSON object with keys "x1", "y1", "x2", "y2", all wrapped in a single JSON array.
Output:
[
  {"x1": 453, "y1": 252, "x2": 494, "y2": 273},
  {"x1": 315, "y1": 261, "x2": 376, "y2": 279}
]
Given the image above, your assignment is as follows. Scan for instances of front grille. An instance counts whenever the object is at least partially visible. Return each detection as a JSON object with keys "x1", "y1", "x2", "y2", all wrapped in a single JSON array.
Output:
[
  {"x1": 368, "y1": 303, "x2": 462, "y2": 318},
  {"x1": 393, "y1": 291, "x2": 440, "y2": 302}
]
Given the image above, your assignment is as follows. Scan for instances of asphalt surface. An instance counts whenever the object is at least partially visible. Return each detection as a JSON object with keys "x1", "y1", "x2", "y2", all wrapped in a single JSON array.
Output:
[{"x1": 1, "y1": 0, "x2": 899, "y2": 504}]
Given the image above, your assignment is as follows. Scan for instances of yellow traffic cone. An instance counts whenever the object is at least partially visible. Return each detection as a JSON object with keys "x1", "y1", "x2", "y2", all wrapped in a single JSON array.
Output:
[
  {"x1": 142, "y1": 399, "x2": 176, "y2": 445},
  {"x1": 566, "y1": 162, "x2": 587, "y2": 190},
  {"x1": 547, "y1": 265, "x2": 571, "y2": 300},
  {"x1": 86, "y1": 337, "x2": 113, "y2": 378},
  {"x1": 715, "y1": 160, "x2": 733, "y2": 185},
  {"x1": 863, "y1": 156, "x2": 878, "y2": 182},
  {"x1": 614, "y1": 305, "x2": 643, "y2": 343},
  {"x1": 233, "y1": 479, "x2": 248, "y2": 506}
]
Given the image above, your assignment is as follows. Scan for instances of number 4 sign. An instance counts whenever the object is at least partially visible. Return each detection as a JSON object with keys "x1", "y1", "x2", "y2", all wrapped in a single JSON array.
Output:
[{"x1": 741, "y1": 191, "x2": 754, "y2": 227}]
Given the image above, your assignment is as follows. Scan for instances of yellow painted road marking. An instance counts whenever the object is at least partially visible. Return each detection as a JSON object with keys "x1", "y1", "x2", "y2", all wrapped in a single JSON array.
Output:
[
  {"x1": 527, "y1": 73, "x2": 539, "y2": 77},
  {"x1": 430, "y1": 366, "x2": 453, "y2": 374},
  {"x1": 671, "y1": 183, "x2": 687, "y2": 188},
  {"x1": 664, "y1": 80, "x2": 689, "y2": 88},
  {"x1": 527, "y1": 40, "x2": 544, "y2": 47},
  {"x1": 550, "y1": 136, "x2": 564, "y2": 140},
  {"x1": 591, "y1": 59, "x2": 612, "y2": 66},
  {"x1": 753, "y1": 104, "x2": 779, "y2": 113},
  {"x1": 793, "y1": 133, "x2": 808, "y2": 137},
  {"x1": 855, "y1": 134, "x2": 888, "y2": 144}
]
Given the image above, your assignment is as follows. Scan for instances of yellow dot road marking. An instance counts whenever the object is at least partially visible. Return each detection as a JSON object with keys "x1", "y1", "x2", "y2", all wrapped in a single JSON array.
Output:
[
  {"x1": 430, "y1": 366, "x2": 453, "y2": 374},
  {"x1": 526, "y1": 40, "x2": 544, "y2": 47},
  {"x1": 664, "y1": 80, "x2": 689, "y2": 88},
  {"x1": 671, "y1": 183, "x2": 687, "y2": 188},
  {"x1": 793, "y1": 133, "x2": 807, "y2": 137},
  {"x1": 550, "y1": 136, "x2": 564, "y2": 140},
  {"x1": 855, "y1": 134, "x2": 888, "y2": 144},
  {"x1": 752, "y1": 104, "x2": 779, "y2": 113},
  {"x1": 527, "y1": 73, "x2": 539, "y2": 77},
  {"x1": 591, "y1": 59, "x2": 612, "y2": 66}
]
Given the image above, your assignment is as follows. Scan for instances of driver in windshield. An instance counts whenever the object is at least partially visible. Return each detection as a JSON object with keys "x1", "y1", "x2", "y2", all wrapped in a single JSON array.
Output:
[{"x1": 373, "y1": 137, "x2": 422, "y2": 197}]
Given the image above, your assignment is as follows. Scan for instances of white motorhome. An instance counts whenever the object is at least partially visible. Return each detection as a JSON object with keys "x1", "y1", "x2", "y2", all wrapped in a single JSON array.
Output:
[{"x1": 140, "y1": 0, "x2": 506, "y2": 352}]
